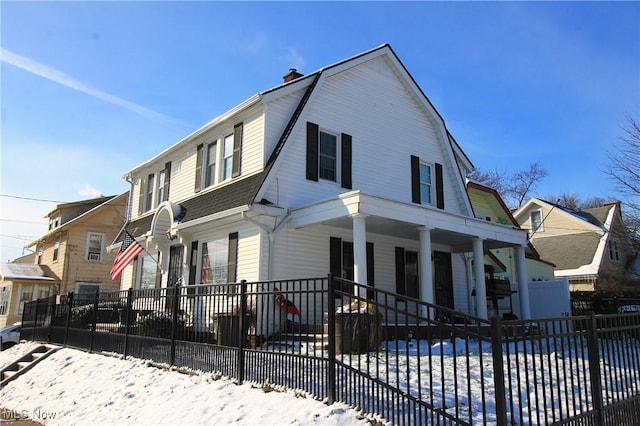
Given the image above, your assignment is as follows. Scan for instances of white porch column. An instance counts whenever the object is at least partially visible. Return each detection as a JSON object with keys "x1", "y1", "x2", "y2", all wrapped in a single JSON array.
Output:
[
  {"x1": 351, "y1": 213, "x2": 368, "y2": 297},
  {"x1": 514, "y1": 245, "x2": 531, "y2": 320},
  {"x1": 418, "y1": 227, "x2": 434, "y2": 305},
  {"x1": 473, "y1": 237, "x2": 488, "y2": 319}
]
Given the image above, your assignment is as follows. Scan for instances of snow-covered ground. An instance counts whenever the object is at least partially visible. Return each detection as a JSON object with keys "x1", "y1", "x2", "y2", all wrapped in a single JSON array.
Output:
[{"x1": 0, "y1": 342, "x2": 370, "y2": 426}]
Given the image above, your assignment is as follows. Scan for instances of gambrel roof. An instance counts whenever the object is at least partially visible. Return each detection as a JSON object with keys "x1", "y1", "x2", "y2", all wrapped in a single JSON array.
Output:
[{"x1": 118, "y1": 44, "x2": 477, "y2": 242}]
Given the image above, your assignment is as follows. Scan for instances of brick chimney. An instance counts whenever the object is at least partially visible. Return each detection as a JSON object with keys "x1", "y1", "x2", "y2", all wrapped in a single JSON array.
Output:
[{"x1": 283, "y1": 68, "x2": 303, "y2": 83}]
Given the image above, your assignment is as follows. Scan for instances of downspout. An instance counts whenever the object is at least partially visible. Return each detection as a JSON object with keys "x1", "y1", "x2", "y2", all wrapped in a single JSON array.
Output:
[{"x1": 241, "y1": 210, "x2": 290, "y2": 280}]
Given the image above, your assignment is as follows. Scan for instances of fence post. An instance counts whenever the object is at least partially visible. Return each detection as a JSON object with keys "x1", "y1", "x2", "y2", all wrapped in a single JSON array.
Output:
[
  {"x1": 586, "y1": 313, "x2": 604, "y2": 426},
  {"x1": 170, "y1": 284, "x2": 181, "y2": 367},
  {"x1": 48, "y1": 295, "x2": 56, "y2": 343},
  {"x1": 123, "y1": 288, "x2": 133, "y2": 359},
  {"x1": 237, "y1": 280, "x2": 247, "y2": 385},
  {"x1": 490, "y1": 316, "x2": 508, "y2": 425},
  {"x1": 64, "y1": 292, "x2": 74, "y2": 345},
  {"x1": 89, "y1": 291, "x2": 99, "y2": 352},
  {"x1": 32, "y1": 298, "x2": 40, "y2": 342},
  {"x1": 20, "y1": 301, "x2": 29, "y2": 341},
  {"x1": 327, "y1": 273, "x2": 336, "y2": 405}
]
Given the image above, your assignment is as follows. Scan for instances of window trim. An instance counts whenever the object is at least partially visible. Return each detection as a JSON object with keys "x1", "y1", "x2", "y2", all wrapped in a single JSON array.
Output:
[
  {"x1": 419, "y1": 160, "x2": 434, "y2": 205},
  {"x1": 223, "y1": 133, "x2": 234, "y2": 181},
  {"x1": 156, "y1": 169, "x2": 166, "y2": 205},
  {"x1": 135, "y1": 252, "x2": 162, "y2": 290},
  {"x1": 86, "y1": 232, "x2": 105, "y2": 262},
  {"x1": 52, "y1": 234, "x2": 61, "y2": 262},
  {"x1": 145, "y1": 173, "x2": 155, "y2": 212}
]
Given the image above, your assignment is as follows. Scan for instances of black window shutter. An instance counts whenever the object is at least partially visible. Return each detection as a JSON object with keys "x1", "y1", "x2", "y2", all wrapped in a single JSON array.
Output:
[
  {"x1": 435, "y1": 162, "x2": 444, "y2": 210},
  {"x1": 341, "y1": 133, "x2": 352, "y2": 189},
  {"x1": 232, "y1": 123, "x2": 243, "y2": 178},
  {"x1": 395, "y1": 247, "x2": 406, "y2": 295},
  {"x1": 164, "y1": 162, "x2": 172, "y2": 201},
  {"x1": 137, "y1": 177, "x2": 145, "y2": 215},
  {"x1": 306, "y1": 122, "x2": 319, "y2": 181},
  {"x1": 329, "y1": 237, "x2": 342, "y2": 277},
  {"x1": 227, "y1": 232, "x2": 238, "y2": 283},
  {"x1": 195, "y1": 144, "x2": 203, "y2": 193},
  {"x1": 410, "y1": 155, "x2": 421, "y2": 204}
]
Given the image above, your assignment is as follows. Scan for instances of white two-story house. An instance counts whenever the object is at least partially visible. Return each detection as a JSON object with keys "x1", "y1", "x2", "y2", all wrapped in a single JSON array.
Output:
[{"x1": 113, "y1": 44, "x2": 531, "y2": 321}]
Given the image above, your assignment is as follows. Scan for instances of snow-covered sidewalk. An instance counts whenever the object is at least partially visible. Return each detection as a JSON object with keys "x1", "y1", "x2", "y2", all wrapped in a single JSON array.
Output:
[{"x1": 1, "y1": 342, "x2": 370, "y2": 426}]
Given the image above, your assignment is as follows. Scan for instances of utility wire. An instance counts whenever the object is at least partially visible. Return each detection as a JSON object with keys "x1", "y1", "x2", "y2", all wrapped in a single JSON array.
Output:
[{"x1": 1, "y1": 194, "x2": 67, "y2": 203}]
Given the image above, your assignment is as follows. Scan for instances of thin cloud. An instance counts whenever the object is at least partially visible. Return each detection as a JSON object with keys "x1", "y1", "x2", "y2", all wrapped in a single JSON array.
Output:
[
  {"x1": 77, "y1": 183, "x2": 104, "y2": 199},
  {"x1": 1, "y1": 48, "x2": 176, "y2": 123}
]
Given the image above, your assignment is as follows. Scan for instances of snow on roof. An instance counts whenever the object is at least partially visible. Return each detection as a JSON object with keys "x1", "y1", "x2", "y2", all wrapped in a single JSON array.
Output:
[{"x1": 0, "y1": 263, "x2": 58, "y2": 282}]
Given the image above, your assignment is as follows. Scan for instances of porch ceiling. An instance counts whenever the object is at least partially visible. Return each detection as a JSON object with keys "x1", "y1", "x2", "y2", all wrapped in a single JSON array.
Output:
[{"x1": 289, "y1": 191, "x2": 527, "y2": 252}]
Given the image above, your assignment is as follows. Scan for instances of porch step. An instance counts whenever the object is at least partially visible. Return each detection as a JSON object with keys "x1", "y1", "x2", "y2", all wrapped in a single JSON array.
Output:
[{"x1": 0, "y1": 344, "x2": 60, "y2": 388}]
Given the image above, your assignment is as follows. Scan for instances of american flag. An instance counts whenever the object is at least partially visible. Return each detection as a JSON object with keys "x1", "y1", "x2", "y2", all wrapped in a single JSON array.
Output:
[{"x1": 110, "y1": 231, "x2": 144, "y2": 281}]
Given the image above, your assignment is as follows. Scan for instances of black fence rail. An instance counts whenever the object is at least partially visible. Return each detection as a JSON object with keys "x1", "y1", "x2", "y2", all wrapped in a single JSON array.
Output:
[{"x1": 20, "y1": 276, "x2": 640, "y2": 425}]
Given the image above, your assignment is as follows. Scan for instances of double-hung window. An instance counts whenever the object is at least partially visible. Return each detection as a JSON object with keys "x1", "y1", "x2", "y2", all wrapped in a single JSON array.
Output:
[
  {"x1": 86, "y1": 232, "x2": 104, "y2": 261},
  {"x1": 53, "y1": 234, "x2": 61, "y2": 262},
  {"x1": 306, "y1": 122, "x2": 352, "y2": 188},
  {"x1": 206, "y1": 141, "x2": 218, "y2": 187},
  {"x1": 410, "y1": 156, "x2": 444, "y2": 209},
  {"x1": 419, "y1": 161, "x2": 433, "y2": 204},
  {"x1": 319, "y1": 131, "x2": 337, "y2": 182},
  {"x1": 608, "y1": 240, "x2": 620, "y2": 262},
  {"x1": 145, "y1": 174, "x2": 155, "y2": 211},
  {"x1": 223, "y1": 134, "x2": 234, "y2": 180},
  {"x1": 157, "y1": 170, "x2": 165, "y2": 205},
  {"x1": 530, "y1": 210, "x2": 543, "y2": 232}
]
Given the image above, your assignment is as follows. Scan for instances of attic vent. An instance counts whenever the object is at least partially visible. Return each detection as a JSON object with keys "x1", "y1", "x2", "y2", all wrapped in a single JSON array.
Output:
[{"x1": 283, "y1": 68, "x2": 303, "y2": 83}]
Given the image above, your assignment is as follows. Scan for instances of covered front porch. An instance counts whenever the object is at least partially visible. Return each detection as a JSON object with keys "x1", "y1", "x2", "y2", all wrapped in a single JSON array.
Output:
[{"x1": 289, "y1": 190, "x2": 531, "y2": 320}]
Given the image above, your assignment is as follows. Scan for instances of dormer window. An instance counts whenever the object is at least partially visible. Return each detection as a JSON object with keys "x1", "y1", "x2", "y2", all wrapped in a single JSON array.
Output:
[
  {"x1": 194, "y1": 123, "x2": 243, "y2": 193},
  {"x1": 138, "y1": 162, "x2": 171, "y2": 214}
]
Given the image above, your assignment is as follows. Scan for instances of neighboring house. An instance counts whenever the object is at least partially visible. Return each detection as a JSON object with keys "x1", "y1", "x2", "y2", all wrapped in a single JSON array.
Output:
[
  {"x1": 26, "y1": 193, "x2": 128, "y2": 297},
  {"x1": 0, "y1": 263, "x2": 59, "y2": 327},
  {"x1": 514, "y1": 198, "x2": 633, "y2": 292},
  {"x1": 467, "y1": 181, "x2": 558, "y2": 317},
  {"x1": 113, "y1": 44, "x2": 533, "y2": 321}
]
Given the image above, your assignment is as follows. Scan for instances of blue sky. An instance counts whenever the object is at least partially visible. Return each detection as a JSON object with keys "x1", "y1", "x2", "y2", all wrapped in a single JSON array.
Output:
[{"x1": 1, "y1": 1, "x2": 638, "y2": 261}]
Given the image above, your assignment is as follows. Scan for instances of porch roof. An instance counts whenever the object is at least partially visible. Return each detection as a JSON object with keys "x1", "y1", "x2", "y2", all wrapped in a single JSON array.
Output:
[{"x1": 289, "y1": 191, "x2": 528, "y2": 252}]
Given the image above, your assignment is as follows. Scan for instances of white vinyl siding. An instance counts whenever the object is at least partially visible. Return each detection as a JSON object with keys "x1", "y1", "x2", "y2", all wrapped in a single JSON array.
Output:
[{"x1": 263, "y1": 56, "x2": 464, "y2": 214}]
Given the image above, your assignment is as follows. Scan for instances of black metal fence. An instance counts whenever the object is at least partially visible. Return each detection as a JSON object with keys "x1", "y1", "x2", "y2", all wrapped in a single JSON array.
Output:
[{"x1": 20, "y1": 276, "x2": 640, "y2": 425}]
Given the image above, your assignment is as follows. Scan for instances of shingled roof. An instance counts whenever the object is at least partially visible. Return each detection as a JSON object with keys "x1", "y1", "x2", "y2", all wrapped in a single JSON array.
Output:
[
  {"x1": 119, "y1": 171, "x2": 267, "y2": 241},
  {"x1": 530, "y1": 232, "x2": 602, "y2": 270}
]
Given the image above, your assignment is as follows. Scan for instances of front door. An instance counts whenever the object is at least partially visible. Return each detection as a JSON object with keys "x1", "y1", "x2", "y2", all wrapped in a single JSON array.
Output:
[{"x1": 433, "y1": 251, "x2": 454, "y2": 309}]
